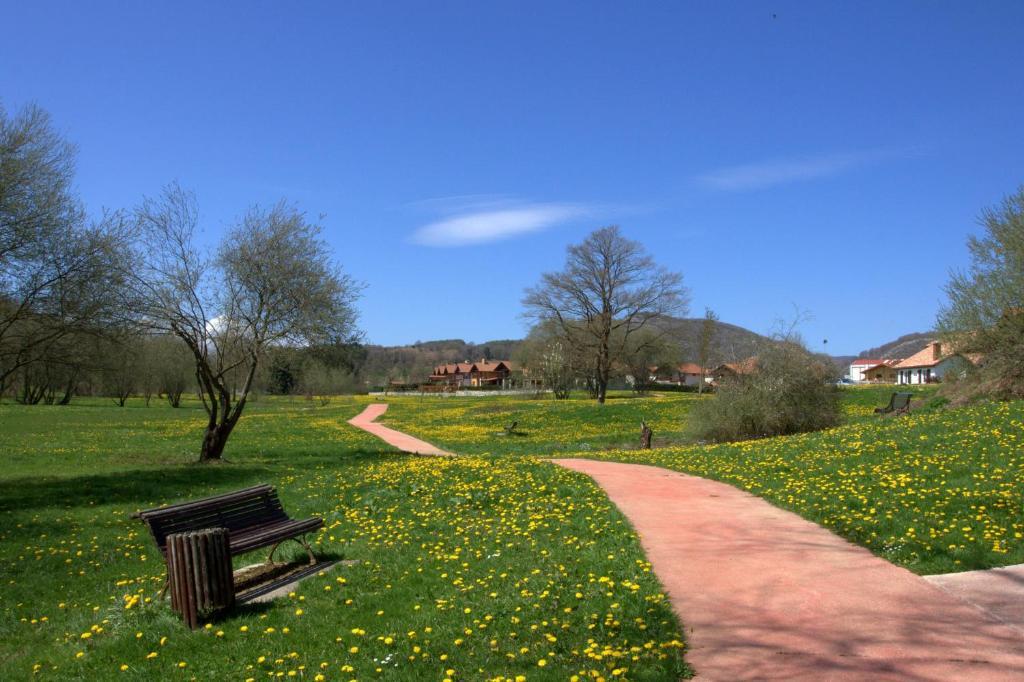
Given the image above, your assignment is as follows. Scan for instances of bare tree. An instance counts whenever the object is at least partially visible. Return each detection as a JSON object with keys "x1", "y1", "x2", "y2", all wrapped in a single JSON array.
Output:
[
  {"x1": 297, "y1": 357, "x2": 357, "y2": 406},
  {"x1": 153, "y1": 334, "x2": 195, "y2": 407},
  {"x1": 622, "y1": 326, "x2": 678, "y2": 394},
  {"x1": 517, "y1": 321, "x2": 580, "y2": 399},
  {"x1": 1, "y1": 103, "x2": 127, "y2": 386},
  {"x1": 135, "y1": 336, "x2": 160, "y2": 406},
  {"x1": 129, "y1": 184, "x2": 362, "y2": 461},
  {"x1": 104, "y1": 342, "x2": 138, "y2": 407},
  {"x1": 523, "y1": 226, "x2": 688, "y2": 403},
  {"x1": 697, "y1": 307, "x2": 718, "y2": 394}
]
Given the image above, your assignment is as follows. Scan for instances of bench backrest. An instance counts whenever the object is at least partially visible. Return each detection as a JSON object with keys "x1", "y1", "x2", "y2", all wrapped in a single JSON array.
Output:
[
  {"x1": 893, "y1": 392, "x2": 912, "y2": 409},
  {"x1": 137, "y1": 484, "x2": 290, "y2": 554}
]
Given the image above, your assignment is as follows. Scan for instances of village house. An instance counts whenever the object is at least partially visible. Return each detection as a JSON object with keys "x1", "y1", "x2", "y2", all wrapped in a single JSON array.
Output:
[
  {"x1": 893, "y1": 341, "x2": 978, "y2": 385},
  {"x1": 652, "y1": 362, "x2": 708, "y2": 387},
  {"x1": 849, "y1": 358, "x2": 890, "y2": 382},
  {"x1": 429, "y1": 359, "x2": 516, "y2": 388},
  {"x1": 858, "y1": 360, "x2": 899, "y2": 384},
  {"x1": 711, "y1": 356, "x2": 758, "y2": 383}
]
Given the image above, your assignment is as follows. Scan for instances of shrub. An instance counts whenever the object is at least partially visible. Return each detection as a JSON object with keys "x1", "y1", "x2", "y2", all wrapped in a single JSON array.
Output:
[
  {"x1": 687, "y1": 341, "x2": 840, "y2": 442},
  {"x1": 937, "y1": 186, "x2": 1024, "y2": 401}
]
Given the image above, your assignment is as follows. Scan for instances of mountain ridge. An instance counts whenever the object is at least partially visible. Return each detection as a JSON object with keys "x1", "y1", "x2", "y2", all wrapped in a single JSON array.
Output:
[
  {"x1": 359, "y1": 318, "x2": 777, "y2": 384},
  {"x1": 360, "y1": 324, "x2": 937, "y2": 384}
]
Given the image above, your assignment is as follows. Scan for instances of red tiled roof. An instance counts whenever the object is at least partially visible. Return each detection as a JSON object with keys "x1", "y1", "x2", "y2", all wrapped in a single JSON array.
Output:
[
  {"x1": 678, "y1": 362, "x2": 703, "y2": 375},
  {"x1": 894, "y1": 341, "x2": 986, "y2": 370},
  {"x1": 723, "y1": 357, "x2": 758, "y2": 374},
  {"x1": 475, "y1": 360, "x2": 512, "y2": 372},
  {"x1": 432, "y1": 360, "x2": 515, "y2": 376},
  {"x1": 894, "y1": 343, "x2": 945, "y2": 369},
  {"x1": 860, "y1": 363, "x2": 895, "y2": 373},
  {"x1": 851, "y1": 358, "x2": 886, "y2": 366}
]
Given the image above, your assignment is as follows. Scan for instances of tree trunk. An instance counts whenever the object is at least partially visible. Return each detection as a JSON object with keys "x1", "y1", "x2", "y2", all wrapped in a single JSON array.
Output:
[
  {"x1": 596, "y1": 359, "x2": 609, "y2": 404},
  {"x1": 596, "y1": 333, "x2": 610, "y2": 404},
  {"x1": 58, "y1": 371, "x2": 77, "y2": 405},
  {"x1": 194, "y1": 354, "x2": 257, "y2": 462},
  {"x1": 640, "y1": 421, "x2": 653, "y2": 449},
  {"x1": 199, "y1": 421, "x2": 235, "y2": 461}
]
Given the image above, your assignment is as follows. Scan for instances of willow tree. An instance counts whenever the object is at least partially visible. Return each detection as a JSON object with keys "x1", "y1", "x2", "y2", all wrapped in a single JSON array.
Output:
[
  {"x1": 130, "y1": 184, "x2": 361, "y2": 461},
  {"x1": 523, "y1": 226, "x2": 688, "y2": 403}
]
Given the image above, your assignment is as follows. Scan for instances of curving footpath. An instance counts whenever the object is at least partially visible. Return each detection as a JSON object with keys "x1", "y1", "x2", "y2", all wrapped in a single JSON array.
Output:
[
  {"x1": 554, "y1": 458, "x2": 1024, "y2": 681},
  {"x1": 348, "y1": 403, "x2": 454, "y2": 457}
]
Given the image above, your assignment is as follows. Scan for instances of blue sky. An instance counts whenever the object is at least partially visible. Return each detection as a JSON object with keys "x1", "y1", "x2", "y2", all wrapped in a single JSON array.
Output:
[{"x1": 3, "y1": 1, "x2": 1022, "y2": 355}]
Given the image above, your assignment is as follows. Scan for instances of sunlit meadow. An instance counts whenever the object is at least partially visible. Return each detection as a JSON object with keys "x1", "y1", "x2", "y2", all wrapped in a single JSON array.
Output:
[
  {"x1": 3, "y1": 385, "x2": 1022, "y2": 679},
  {"x1": 389, "y1": 387, "x2": 1023, "y2": 575},
  {"x1": 0, "y1": 397, "x2": 686, "y2": 681}
]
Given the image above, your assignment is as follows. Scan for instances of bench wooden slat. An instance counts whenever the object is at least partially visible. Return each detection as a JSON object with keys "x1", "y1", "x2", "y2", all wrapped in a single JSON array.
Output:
[
  {"x1": 138, "y1": 484, "x2": 273, "y2": 511},
  {"x1": 141, "y1": 498, "x2": 283, "y2": 523},
  {"x1": 230, "y1": 518, "x2": 323, "y2": 553},
  {"x1": 136, "y1": 484, "x2": 323, "y2": 561}
]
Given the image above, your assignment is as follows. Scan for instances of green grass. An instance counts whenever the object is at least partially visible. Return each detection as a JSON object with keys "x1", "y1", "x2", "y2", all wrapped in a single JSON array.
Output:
[
  {"x1": 383, "y1": 385, "x2": 1024, "y2": 575},
  {"x1": 377, "y1": 390, "x2": 700, "y2": 456},
  {"x1": 0, "y1": 396, "x2": 687, "y2": 681},
  {"x1": 378, "y1": 386, "x2": 938, "y2": 457},
  {"x1": 4, "y1": 383, "x2": 1021, "y2": 680}
]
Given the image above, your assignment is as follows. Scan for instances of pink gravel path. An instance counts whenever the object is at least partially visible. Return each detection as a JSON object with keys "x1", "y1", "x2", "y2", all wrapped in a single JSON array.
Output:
[
  {"x1": 553, "y1": 458, "x2": 1024, "y2": 681},
  {"x1": 347, "y1": 403, "x2": 453, "y2": 457}
]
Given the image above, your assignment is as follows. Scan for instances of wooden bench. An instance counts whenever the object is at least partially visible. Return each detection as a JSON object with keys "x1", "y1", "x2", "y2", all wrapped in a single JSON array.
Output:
[
  {"x1": 136, "y1": 484, "x2": 324, "y2": 593},
  {"x1": 874, "y1": 392, "x2": 913, "y2": 415}
]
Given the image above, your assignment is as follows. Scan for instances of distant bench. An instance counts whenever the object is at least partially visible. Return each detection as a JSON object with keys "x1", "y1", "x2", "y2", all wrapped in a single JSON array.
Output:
[
  {"x1": 135, "y1": 484, "x2": 323, "y2": 593},
  {"x1": 874, "y1": 392, "x2": 913, "y2": 416}
]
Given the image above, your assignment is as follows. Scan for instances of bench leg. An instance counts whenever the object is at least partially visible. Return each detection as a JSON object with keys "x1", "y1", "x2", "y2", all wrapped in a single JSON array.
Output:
[
  {"x1": 267, "y1": 536, "x2": 317, "y2": 566},
  {"x1": 297, "y1": 535, "x2": 317, "y2": 566}
]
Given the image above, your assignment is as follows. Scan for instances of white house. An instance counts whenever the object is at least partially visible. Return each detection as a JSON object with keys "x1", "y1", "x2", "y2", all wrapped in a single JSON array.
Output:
[
  {"x1": 849, "y1": 358, "x2": 887, "y2": 382},
  {"x1": 651, "y1": 363, "x2": 708, "y2": 387},
  {"x1": 893, "y1": 341, "x2": 977, "y2": 385}
]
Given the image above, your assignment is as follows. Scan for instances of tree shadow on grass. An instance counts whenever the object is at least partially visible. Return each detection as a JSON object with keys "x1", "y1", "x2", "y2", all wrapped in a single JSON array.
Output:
[
  {"x1": 0, "y1": 446, "x2": 398, "y2": 515},
  {"x1": 0, "y1": 464, "x2": 270, "y2": 514}
]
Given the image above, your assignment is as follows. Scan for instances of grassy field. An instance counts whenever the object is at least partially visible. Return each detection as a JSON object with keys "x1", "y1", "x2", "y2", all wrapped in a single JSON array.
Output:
[
  {"x1": 376, "y1": 391, "x2": 699, "y2": 456},
  {"x1": 386, "y1": 386, "x2": 1023, "y2": 575},
  {"x1": 3, "y1": 384, "x2": 1022, "y2": 679},
  {"x1": 0, "y1": 397, "x2": 687, "y2": 681},
  {"x1": 377, "y1": 386, "x2": 941, "y2": 456}
]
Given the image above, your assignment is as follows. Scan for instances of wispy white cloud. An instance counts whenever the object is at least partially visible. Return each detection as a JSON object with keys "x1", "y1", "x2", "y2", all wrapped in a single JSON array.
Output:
[
  {"x1": 696, "y1": 149, "x2": 895, "y2": 191},
  {"x1": 411, "y1": 201, "x2": 588, "y2": 247}
]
